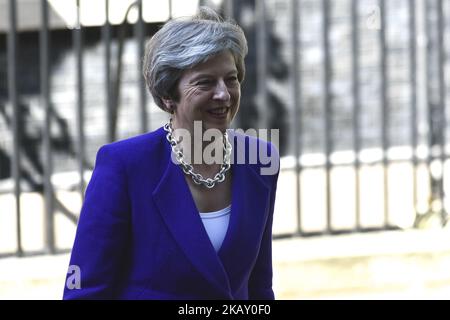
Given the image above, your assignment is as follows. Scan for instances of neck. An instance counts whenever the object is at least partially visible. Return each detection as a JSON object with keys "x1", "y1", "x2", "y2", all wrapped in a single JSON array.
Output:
[{"x1": 164, "y1": 119, "x2": 232, "y2": 188}]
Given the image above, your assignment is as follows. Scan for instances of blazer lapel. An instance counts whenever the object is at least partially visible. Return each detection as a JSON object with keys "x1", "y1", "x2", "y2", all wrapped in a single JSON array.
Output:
[
  {"x1": 218, "y1": 132, "x2": 271, "y2": 292},
  {"x1": 152, "y1": 152, "x2": 232, "y2": 298}
]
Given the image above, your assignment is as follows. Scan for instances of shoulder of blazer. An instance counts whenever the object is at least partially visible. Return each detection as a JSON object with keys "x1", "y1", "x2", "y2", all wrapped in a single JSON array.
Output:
[
  {"x1": 94, "y1": 126, "x2": 168, "y2": 171},
  {"x1": 229, "y1": 129, "x2": 280, "y2": 187}
]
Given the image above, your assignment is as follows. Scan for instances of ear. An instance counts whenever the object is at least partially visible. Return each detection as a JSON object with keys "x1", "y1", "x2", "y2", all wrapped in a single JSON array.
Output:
[{"x1": 162, "y1": 98, "x2": 175, "y2": 114}]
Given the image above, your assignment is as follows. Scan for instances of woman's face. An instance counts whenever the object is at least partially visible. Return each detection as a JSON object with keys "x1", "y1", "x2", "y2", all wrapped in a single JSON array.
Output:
[{"x1": 170, "y1": 50, "x2": 241, "y2": 133}]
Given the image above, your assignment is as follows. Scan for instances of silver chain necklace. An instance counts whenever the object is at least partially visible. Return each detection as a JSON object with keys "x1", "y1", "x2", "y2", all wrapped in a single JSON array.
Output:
[{"x1": 163, "y1": 120, "x2": 232, "y2": 189}]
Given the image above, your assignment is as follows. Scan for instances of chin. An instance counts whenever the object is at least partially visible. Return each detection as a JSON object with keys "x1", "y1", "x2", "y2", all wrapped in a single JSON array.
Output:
[
  {"x1": 206, "y1": 124, "x2": 229, "y2": 134},
  {"x1": 202, "y1": 118, "x2": 230, "y2": 131}
]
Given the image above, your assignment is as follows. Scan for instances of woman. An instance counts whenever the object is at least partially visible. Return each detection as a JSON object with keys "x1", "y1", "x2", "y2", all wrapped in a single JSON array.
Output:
[{"x1": 63, "y1": 7, "x2": 279, "y2": 300}]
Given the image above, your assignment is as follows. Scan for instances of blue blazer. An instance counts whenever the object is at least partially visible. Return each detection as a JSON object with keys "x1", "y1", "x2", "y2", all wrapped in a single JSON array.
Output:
[{"x1": 63, "y1": 126, "x2": 279, "y2": 300}]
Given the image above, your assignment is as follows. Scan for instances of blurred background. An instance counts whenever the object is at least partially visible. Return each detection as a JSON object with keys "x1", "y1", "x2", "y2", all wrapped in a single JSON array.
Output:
[{"x1": 1, "y1": 0, "x2": 450, "y2": 299}]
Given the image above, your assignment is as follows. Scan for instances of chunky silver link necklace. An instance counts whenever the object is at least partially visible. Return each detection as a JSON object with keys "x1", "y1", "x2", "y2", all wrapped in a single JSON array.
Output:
[{"x1": 163, "y1": 120, "x2": 232, "y2": 189}]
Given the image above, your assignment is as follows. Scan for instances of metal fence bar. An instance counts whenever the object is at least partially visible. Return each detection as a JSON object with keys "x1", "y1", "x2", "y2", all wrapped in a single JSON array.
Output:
[
  {"x1": 424, "y1": 0, "x2": 431, "y2": 156},
  {"x1": 351, "y1": 0, "x2": 361, "y2": 231},
  {"x1": 291, "y1": 0, "x2": 302, "y2": 235},
  {"x1": 224, "y1": 0, "x2": 234, "y2": 19},
  {"x1": 409, "y1": 0, "x2": 418, "y2": 214},
  {"x1": 256, "y1": 0, "x2": 268, "y2": 130},
  {"x1": 40, "y1": 0, "x2": 55, "y2": 253},
  {"x1": 322, "y1": 0, "x2": 332, "y2": 233},
  {"x1": 135, "y1": 0, "x2": 148, "y2": 133},
  {"x1": 379, "y1": 0, "x2": 390, "y2": 228},
  {"x1": 74, "y1": 0, "x2": 86, "y2": 199},
  {"x1": 437, "y1": 0, "x2": 447, "y2": 223},
  {"x1": 424, "y1": 0, "x2": 434, "y2": 214},
  {"x1": 7, "y1": 0, "x2": 22, "y2": 256},
  {"x1": 103, "y1": 0, "x2": 113, "y2": 143}
]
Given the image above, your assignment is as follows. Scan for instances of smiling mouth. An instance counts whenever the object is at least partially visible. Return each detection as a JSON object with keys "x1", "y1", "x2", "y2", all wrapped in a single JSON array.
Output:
[{"x1": 208, "y1": 107, "x2": 229, "y2": 115}]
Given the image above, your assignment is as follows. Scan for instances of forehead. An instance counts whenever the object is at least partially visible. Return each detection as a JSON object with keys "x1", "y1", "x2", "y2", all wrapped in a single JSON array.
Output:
[{"x1": 186, "y1": 51, "x2": 237, "y2": 76}]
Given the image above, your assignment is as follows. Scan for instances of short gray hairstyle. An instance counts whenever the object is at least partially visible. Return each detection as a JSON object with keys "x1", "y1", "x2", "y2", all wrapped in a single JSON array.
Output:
[{"x1": 143, "y1": 7, "x2": 248, "y2": 112}]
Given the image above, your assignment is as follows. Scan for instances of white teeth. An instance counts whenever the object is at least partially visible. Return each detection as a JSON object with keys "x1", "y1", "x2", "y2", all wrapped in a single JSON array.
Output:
[{"x1": 210, "y1": 108, "x2": 227, "y2": 114}]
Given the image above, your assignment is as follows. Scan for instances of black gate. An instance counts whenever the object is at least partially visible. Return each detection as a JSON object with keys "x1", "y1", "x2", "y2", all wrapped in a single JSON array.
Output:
[{"x1": 0, "y1": 0, "x2": 448, "y2": 257}]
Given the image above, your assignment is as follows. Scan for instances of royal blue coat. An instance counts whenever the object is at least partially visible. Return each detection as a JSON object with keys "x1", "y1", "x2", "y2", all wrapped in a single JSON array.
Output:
[{"x1": 63, "y1": 126, "x2": 279, "y2": 300}]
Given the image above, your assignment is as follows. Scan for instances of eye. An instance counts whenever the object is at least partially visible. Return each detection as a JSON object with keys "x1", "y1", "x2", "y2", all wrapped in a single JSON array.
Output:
[
  {"x1": 226, "y1": 76, "x2": 239, "y2": 86},
  {"x1": 196, "y1": 79, "x2": 213, "y2": 86}
]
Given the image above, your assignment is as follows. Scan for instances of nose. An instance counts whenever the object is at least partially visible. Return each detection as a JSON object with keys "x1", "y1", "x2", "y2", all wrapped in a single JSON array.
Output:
[{"x1": 213, "y1": 80, "x2": 231, "y2": 102}]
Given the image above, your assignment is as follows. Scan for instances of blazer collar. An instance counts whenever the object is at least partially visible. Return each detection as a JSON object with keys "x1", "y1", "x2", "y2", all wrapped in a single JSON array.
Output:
[{"x1": 152, "y1": 128, "x2": 270, "y2": 296}]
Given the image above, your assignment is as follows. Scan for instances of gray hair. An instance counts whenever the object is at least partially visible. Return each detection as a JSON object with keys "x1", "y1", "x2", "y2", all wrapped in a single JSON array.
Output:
[{"x1": 143, "y1": 7, "x2": 248, "y2": 112}]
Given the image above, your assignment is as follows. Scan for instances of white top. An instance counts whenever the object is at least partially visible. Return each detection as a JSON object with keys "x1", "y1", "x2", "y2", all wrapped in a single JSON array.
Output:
[{"x1": 199, "y1": 205, "x2": 231, "y2": 253}]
